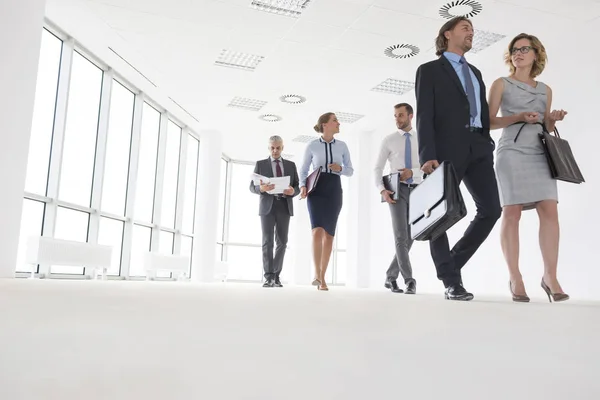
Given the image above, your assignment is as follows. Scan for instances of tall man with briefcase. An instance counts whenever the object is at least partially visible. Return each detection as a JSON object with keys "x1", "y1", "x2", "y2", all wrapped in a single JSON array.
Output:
[
  {"x1": 375, "y1": 103, "x2": 422, "y2": 294},
  {"x1": 414, "y1": 16, "x2": 502, "y2": 301}
]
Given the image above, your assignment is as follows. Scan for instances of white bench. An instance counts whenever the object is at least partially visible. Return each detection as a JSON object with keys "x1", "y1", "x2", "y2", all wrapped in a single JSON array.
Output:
[
  {"x1": 143, "y1": 252, "x2": 190, "y2": 281},
  {"x1": 26, "y1": 236, "x2": 113, "y2": 280}
]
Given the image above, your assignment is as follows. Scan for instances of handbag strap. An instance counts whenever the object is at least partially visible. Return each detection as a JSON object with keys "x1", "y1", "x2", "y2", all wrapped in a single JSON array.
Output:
[{"x1": 512, "y1": 121, "x2": 556, "y2": 143}]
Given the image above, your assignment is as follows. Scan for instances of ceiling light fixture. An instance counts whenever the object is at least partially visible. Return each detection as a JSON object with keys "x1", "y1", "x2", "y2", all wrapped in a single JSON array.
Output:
[
  {"x1": 371, "y1": 78, "x2": 415, "y2": 95},
  {"x1": 215, "y1": 49, "x2": 265, "y2": 71},
  {"x1": 335, "y1": 112, "x2": 365, "y2": 124},
  {"x1": 384, "y1": 44, "x2": 420, "y2": 59},
  {"x1": 280, "y1": 94, "x2": 307, "y2": 104},
  {"x1": 439, "y1": 0, "x2": 483, "y2": 19},
  {"x1": 250, "y1": 0, "x2": 313, "y2": 18},
  {"x1": 470, "y1": 29, "x2": 506, "y2": 53},
  {"x1": 228, "y1": 97, "x2": 268, "y2": 111},
  {"x1": 260, "y1": 114, "x2": 282, "y2": 122}
]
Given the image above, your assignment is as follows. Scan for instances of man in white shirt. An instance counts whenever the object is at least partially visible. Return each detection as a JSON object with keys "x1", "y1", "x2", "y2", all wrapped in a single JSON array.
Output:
[{"x1": 374, "y1": 103, "x2": 422, "y2": 294}]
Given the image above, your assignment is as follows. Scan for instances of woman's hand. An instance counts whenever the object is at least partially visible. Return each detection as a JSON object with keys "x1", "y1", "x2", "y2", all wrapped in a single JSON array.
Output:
[
  {"x1": 300, "y1": 186, "x2": 307, "y2": 199},
  {"x1": 548, "y1": 109, "x2": 567, "y2": 122},
  {"x1": 520, "y1": 111, "x2": 540, "y2": 124},
  {"x1": 328, "y1": 163, "x2": 342, "y2": 173}
]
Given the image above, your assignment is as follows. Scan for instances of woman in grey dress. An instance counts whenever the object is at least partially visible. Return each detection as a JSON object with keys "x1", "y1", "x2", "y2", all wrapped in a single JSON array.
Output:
[{"x1": 488, "y1": 33, "x2": 569, "y2": 303}]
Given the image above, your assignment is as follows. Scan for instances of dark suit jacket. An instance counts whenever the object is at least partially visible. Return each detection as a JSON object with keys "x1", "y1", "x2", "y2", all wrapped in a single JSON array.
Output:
[
  {"x1": 415, "y1": 56, "x2": 493, "y2": 166},
  {"x1": 249, "y1": 158, "x2": 300, "y2": 216}
]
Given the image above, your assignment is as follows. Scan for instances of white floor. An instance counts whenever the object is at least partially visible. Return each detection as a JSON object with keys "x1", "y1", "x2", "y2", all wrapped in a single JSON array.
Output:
[{"x1": 0, "y1": 280, "x2": 599, "y2": 400}]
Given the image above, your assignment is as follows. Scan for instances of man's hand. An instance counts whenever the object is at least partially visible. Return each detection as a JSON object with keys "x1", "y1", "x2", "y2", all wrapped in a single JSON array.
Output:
[
  {"x1": 328, "y1": 163, "x2": 342, "y2": 173},
  {"x1": 421, "y1": 160, "x2": 439, "y2": 174},
  {"x1": 283, "y1": 186, "x2": 294, "y2": 196},
  {"x1": 259, "y1": 180, "x2": 275, "y2": 193},
  {"x1": 399, "y1": 168, "x2": 413, "y2": 182},
  {"x1": 381, "y1": 189, "x2": 396, "y2": 204}
]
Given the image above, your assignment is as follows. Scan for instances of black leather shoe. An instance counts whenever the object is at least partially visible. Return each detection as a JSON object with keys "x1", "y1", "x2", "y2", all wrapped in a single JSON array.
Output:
[
  {"x1": 263, "y1": 278, "x2": 274, "y2": 288},
  {"x1": 273, "y1": 277, "x2": 283, "y2": 288},
  {"x1": 445, "y1": 284, "x2": 474, "y2": 301},
  {"x1": 405, "y1": 280, "x2": 416, "y2": 295},
  {"x1": 384, "y1": 279, "x2": 404, "y2": 293}
]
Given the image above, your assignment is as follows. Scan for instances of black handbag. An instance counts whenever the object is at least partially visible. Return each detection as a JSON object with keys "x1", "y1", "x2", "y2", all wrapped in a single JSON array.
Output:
[
  {"x1": 408, "y1": 161, "x2": 467, "y2": 241},
  {"x1": 380, "y1": 172, "x2": 400, "y2": 203},
  {"x1": 514, "y1": 122, "x2": 585, "y2": 184}
]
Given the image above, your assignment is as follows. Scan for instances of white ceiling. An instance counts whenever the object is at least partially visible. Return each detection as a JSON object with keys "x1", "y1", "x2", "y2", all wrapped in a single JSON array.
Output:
[{"x1": 45, "y1": 0, "x2": 600, "y2": 160}]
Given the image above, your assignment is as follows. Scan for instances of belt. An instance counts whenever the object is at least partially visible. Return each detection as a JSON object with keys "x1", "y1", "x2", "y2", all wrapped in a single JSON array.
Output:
[
  {"x1": 274, "y1": 195, "x2": 285, "y2": 200},
  {"x1": 469, "y1": 127, "x2": 483, "y2": 133},
  {"x1": 400, "y1": 182, "x2": 418, "y2": 189}
]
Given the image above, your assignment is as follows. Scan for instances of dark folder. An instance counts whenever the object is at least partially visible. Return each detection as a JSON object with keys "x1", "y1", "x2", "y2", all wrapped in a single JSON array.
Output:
[
  {"x1": 408, "y1": 161, "x2": 467, "y2": 241},
  {"x1": 306, "y1": 167, "x2": 322, "y2": 196},
  {"x1": 380, "y1": 173, "x2": 401, "y2": 202}
]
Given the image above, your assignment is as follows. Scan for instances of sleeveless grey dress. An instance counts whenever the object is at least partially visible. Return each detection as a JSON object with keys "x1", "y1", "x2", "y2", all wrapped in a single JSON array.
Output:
[{"x1": 495, "y1": 77, "x2": 557, "y2": 210}]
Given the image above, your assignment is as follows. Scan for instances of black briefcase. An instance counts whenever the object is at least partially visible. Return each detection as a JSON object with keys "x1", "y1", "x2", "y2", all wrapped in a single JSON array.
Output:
[
  {"x1": 380, "y1": 172, "x2": 400, "y2": 202},
  {"x1": 408, "y1": 161, "x2": 467, "y2": 241}
]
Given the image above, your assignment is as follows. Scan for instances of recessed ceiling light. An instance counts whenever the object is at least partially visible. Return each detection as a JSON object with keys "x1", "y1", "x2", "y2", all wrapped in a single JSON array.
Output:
[
  {"x1": 335, "y1": 112, "x2": 365, "y2": 124},
  {"x1": 259, "y1": 114, "x2": 282, "y2": 122},
  {"x1": 215, "y1": 49, "x2": 265, "y2": 71},
  {"x1": 228, "y1": 96, "x2": 267, "y2": 111},
  {"x1": 282, "y1": 153, "x2": 294, "y2": 159},
  {"x1": 384, "y1": 44, "x2": 420, "y2": 59},
  {"x1": 292, "y1": 135, "x2": 318, "y2": 143},
  {"x1": 250, "y1": 0, "x2": 313, "y2": 18},
  {"x1": 439, "y1": 0, "x2": 483, "y2": 19},
  {"x1": 280, "y1": 94, "x2": 306, "y2": 104},
  {"x1": 371, "y1": 78, "x2": 415, "y2": 95},
  {"x1": 470, "y1": 29, "x2": 506, "y2": 53}
]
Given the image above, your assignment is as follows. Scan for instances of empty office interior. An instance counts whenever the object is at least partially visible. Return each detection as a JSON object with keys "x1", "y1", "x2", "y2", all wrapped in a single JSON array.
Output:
[{"x1": 1, "y1": 0, "x2": 599, "y2": 399}]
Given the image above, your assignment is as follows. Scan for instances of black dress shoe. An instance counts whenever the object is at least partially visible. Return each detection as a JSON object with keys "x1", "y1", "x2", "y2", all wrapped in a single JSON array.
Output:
[
  {"x1": 273, "y1": 278, "x2": 283, "y2": 288},
  {"x1": 263, "y1": 278, "x2": 274, "y2": 288},
  {"x1": 405, "y1": 280, "x2": 416, "y2": 295},
  {"x1": 445, "y1": 284, "x2": 474, "y2": 301},
  {"x1": 384, "y1": 279, "x2": 404, "y2": 293}
]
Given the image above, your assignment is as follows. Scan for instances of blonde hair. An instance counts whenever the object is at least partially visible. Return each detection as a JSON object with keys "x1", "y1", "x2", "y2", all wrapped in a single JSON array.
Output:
[
  {"x1": 313, "y1": 112, "x2": 335, "y2": 133},
  {"x1": 505, "y1": 33, "x2": 547, "y2": 78}
]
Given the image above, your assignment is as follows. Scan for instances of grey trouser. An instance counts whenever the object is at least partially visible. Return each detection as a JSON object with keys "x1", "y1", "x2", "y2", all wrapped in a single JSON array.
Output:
[{"x1": 385, "y1": 184, "x2": 414, "y2": 283}]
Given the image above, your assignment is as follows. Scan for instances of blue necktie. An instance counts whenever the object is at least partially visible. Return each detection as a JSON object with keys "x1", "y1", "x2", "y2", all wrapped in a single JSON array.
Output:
[
  {"x1": 404, "y1": 132, "x2": 413, "y2": 184},
  {"x1": 460, "y1": 57, "x2": 478, "y2": 121}
]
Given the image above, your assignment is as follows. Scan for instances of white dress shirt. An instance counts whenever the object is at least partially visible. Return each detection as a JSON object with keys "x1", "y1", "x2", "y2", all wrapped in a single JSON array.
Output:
[
  {"x1": 270, "y1": 156, "x2": 284, "y2": 177},
  {"x1": 374, "y1": 128, "x2": 423, "y2": 192}
]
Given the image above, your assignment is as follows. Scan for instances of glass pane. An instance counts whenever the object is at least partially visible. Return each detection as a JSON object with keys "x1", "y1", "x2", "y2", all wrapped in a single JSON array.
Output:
[
  {"x1": 58, "y1": 51, "x2": 103, "y2": 207},
  {"x1": 101, "y1": 81, "x2": 134, "y2": 216},
  {"x1": 25, "y1": 30, "x2": 62, "y2": 196},
  {"x1": 160, "y1": 121, "x2": 181, "y2": 229},
  {"x1": 134, "y1": 103, "x2": 160, "y2": 222},
  {"x1": 51, "y1": 207, "x2": 90, "y2": 274},
  {"x1": 226, "y1": 245, "x2": 262, "y2": 281},
  {"x1": 129, "y1": 224, "x2": 151, "y2": 277},
  {"x1": 335, "y1": 177, "x2": 348, "y2": 250},
  {"x1": 228, "y1": 163, "x2": 261, "y2": 244},
  {"x1": 16, "y1": 199, "x2": 45, "y2": 273},
  {"x1": 217, "y1": 158, "x2": 227, "y2": 242},
  {"x1": 334, "y1": 251, "x2": 347, "y2": 285},
  {"x1": 97, "y1": 217, "x2": 124, "y2": 276},
  {"x1": 180, "y1": 235, "x2": 193, "y2": 276},
  {"x1": 156, "y1": 230, "x2": 174, "y2": 278},
  {"x1": 182, "y1": 136, "x2": 199, "y2": 233}
]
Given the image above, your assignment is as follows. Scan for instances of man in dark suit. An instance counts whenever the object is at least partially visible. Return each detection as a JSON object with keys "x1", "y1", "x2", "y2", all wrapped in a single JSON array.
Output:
[
  {"x1": 249, "y1": 136, "x2": 300, "y2": 287},
  {"x1": 415, "y1": 16, "x2": 502, "y2": 301}
]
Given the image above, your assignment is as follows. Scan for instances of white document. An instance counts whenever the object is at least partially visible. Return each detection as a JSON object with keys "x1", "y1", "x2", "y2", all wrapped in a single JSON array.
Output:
[
  {"x1": 266, "y1": 176, "x2": 290, "y2": 194},
  {"x1": 251, "y1": 173, "x2": 270, "y2": 185}
]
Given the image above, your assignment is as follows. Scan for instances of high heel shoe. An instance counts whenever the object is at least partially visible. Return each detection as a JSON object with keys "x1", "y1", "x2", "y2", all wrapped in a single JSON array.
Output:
[
  {"x1": 317, "y1": 283, "x2": 329, "y2": 291},
  {"x1": 509, "y1": 281, "x2": 530, "y2": 302},
  {"x1": 541, "y1": 279, "x2": 569, "y2": 303},
  {"x1": 312, "y1": 278, "x2": 321, "y2": 286}
]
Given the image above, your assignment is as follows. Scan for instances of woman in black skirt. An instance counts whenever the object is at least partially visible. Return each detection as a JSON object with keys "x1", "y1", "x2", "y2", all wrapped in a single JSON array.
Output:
[{"x1": 299, "y1": 112, "x2": 354, "y2": 290}]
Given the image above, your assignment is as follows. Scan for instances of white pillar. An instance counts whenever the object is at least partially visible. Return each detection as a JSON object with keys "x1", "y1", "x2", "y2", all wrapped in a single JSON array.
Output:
[
  {"x1": 191, "y1": 130, "x2": 223, "y2": 282},
  {"x1": 0, "y1": 0, "x2": 46, "y2": 278},
  {"x1": 346, "y1": 130, "x2": 375, "y2": 288},
  {"x1": 291, "y1": 197, "x2": 312, "y2": 285}
]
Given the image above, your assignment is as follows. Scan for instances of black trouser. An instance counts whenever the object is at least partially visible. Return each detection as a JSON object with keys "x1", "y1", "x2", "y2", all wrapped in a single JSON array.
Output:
[
  {"x1": 261, "y1": 198, "x2": 290, "y2": 280},
  {"x1": 431, "y1": 132, "x2": 502, "y2": 287}
]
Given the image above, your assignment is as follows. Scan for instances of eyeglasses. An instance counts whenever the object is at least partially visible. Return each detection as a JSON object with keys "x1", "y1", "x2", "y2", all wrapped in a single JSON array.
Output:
[{"x1": 511, "y1": 46, "x2": 533, "y2": 55}]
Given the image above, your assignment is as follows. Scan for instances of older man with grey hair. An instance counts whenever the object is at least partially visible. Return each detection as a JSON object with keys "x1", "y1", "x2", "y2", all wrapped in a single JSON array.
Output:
[{"x1": 249, "y1": 136, "x2": 300, "y2": 287}]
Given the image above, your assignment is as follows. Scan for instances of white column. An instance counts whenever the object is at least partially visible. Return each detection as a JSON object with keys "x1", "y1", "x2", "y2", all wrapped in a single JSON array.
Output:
[
  {"x1": 291, "y1": 197, "x2": 312, "y2": 285},
  {"x1": 346, "y1": 130, "x2": 375, "y2": 288},
  {"x1": 191, "y1": 130, "x2": 223, "y2": 282},
  {"x1": 0, "y1": 0, "x2": 46, "y2": 278}
]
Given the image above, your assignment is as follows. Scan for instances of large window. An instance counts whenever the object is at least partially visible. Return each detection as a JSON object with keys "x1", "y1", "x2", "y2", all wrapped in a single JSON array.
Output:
[
  {"x1": 101, "y1": 80, "x2": 134, "y2": 216},
  {"x1": 228, "y1": 163, "x2": 260, "y2": 243},
  {"x1": 25, "y1": 30, "x2": 62, "y2": 196},
  {"x1": 17, "y1": 26, "x2": 203, "y2": 280},
  {"x1": 58, "y1": 51, "x2": 103, "y2": 207}
]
